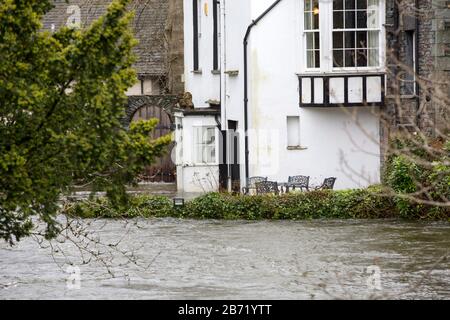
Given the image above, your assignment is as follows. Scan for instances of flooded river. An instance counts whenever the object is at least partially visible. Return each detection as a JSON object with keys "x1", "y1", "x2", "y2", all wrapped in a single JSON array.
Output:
[{"x1": 0, "y1": 219, "x2": 449, "y2": 299}]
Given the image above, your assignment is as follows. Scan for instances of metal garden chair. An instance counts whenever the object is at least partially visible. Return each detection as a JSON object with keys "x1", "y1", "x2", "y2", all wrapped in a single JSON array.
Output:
[
  {"x1": 243, "y1": 176, "x2": 267, "y2": 195},
  {"x1": 315, "y1": 177, "x2": 337, "y2": 190},
  {"x1": 287, "y1": 175, "x2": 310, "y2": 191},
  {"x1": 255, "y1": 181, "x2": 280, "y2": 195}
]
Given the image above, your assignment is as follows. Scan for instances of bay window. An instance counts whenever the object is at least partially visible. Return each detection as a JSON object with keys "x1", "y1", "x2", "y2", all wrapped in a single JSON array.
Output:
[{"x1": 302, "y1": 0, "x2": 383, "y2": 71}]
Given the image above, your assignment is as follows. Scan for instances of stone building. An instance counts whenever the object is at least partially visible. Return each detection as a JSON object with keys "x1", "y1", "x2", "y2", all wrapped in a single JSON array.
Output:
[
  {"x1": 383, "y1": 0, "x2": 449, "y2": 141},
  {"x1": 43, "y1": 0, "x2": 184, "y2": 96},
  {"x1": 43, "y1": 0, "x2": 185, "y2": 183}
]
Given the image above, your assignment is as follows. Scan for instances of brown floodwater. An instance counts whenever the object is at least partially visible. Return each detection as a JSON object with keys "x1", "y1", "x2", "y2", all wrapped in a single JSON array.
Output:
[{"x1": 0, "y1": 218, "x2": 449, "y2": 299}]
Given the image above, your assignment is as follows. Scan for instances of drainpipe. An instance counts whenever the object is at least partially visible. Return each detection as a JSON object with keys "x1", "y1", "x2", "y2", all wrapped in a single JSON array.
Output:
[
  {"x1": 243, "y1": 0, "x2": 284, "y2": 180},
  {"x1": 220, "y1": 0, "x2": 232, "y2": 191}
]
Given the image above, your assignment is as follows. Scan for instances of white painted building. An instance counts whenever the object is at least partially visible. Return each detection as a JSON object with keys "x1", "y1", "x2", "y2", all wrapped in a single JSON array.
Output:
[{"x1": 177, "y1": 0, "x2": 386, "y2": 193}]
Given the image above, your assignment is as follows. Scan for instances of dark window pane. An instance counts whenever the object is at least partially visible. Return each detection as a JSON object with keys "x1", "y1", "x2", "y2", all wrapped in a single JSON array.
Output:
[
  {"x1": 357, "y1": 0, "x2": 367, "y2": 9},
  {"x1": 357, "y1": 10, "x2": 367, "y2": 28},
  {"x1": 315, "y1": 50, "x2": 321, "y2": 68},
  {"x1": 345, "y1": 0, "x2": 355, "y2": 9},
  {"x1": 344, "y1": 31, "x2": 355, "y2": 48},
  {"x1": 306, "y1": 33, "x2": 314, "y2": 49},
  {"x1": 313, "y1": 0, "x2": 319, "y2": 9},
  {"x1": 356, "y1": 49, "x2": 367, "y2": 66},
  {"x1": 345, "y1": 10, "x2": 356, "y2": 28},
  {"x1": 356, "y1": 31, "x2": 367, "y2": 48},
  {"x1": 333, "y1": 32, "x2": 344, "y2": 48},
  {"x1": 334, "y1": 0, "x2": 344, "y2": 10},
  {"x1": 315, "y1": 32, "x2": 320, "y2": 49},
  {"x1": 305, "y1": 0, "x2": 312, "y2": 11},
  {"x1": 334, "y1": 11, "x2": 344, "y2": 28},
  {"x1": 313, "y1": 11, "x2": 319, "y2": 29},
  {"x1": 333, "y1": 50, "x2": 344, "y2": 67},
  {"x1": 345, "y1": 49, "x2": 356, "y2": 67}
]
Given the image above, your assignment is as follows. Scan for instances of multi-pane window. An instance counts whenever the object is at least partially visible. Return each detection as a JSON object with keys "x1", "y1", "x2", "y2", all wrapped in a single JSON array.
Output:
[
  {"x1": 194, "y1": 127, "x2": 216, "y2": 164},
  {"x1": 304, "y1": 0, "x2": 320, "y2": 68},
  {"x1": 332, "y1": 0, "x2": 380, "y2": 68},
  {"x1": 401, "y1": 31, "x2": 416, "y2": 95}
]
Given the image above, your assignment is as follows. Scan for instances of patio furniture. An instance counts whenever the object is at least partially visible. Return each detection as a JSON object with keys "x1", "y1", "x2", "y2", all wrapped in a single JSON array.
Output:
[
  {"x1": 277, "y1": 182, "x2": 291, "y2": 193},
  {"x1": 315, "y1": 177, "x2": 337, "y2": 190},
  {"x1": 255, "y1": 181, "x2": 279, "y2": 195},
  {"x1": 243, "y1": 176, "x2": 267, "y2": 195},
  {"x1": 287, "y1": 175, "x2": 310, "y2": 191}
]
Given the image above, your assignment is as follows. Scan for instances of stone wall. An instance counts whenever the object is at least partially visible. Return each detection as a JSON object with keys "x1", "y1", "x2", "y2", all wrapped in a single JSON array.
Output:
[
  {"x1": 165, "y1": 0, "x2": 185, "y2": 95},
  {"x1": 382, "y1": 0, "x2": 449, "y2": 164},
  {"x1": 124, "y1": 95, "x2": 179, "y2": 127}
]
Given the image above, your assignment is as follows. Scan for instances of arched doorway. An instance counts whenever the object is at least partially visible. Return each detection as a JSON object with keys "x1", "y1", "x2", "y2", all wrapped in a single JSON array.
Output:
[{"x1": 132, "y1": 105, "x2": 176, "y2": 183}]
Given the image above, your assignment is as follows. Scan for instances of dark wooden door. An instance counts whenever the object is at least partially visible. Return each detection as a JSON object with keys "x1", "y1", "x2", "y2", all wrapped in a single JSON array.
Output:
[
  {"x1": 219, "y1": 129, "x2": 228, "y2": 191},
  {"x1": 132, "y1": 105, "x2": 175, "y2": 183},
  {"x1": 228, "y1": 121, "x2": 240, "y2": 192}
]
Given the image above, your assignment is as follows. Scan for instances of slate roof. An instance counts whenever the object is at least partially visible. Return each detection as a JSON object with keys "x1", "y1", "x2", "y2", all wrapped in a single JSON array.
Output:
[{"x1": 42, "y1": 0, "x2": 168, "y2": 77}]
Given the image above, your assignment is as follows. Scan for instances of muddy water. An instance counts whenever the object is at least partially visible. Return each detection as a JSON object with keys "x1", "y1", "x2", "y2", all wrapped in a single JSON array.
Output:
[{"x1": 0, "y1": 219, "x2": 449, "y2": 299}]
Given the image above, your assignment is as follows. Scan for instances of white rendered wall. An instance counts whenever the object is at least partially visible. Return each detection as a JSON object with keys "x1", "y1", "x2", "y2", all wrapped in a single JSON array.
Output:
[
  {"x1": 126, "y1": 81, "x2": 141, "y2": 96},
  {"x1": 183, "y1": 0, "x2": 221, "y2": 108},
  {"x1": 219, "y1": 0, "x2": 251, "y2": 188},
  {"x1": 175, "y1": 114, "x2": 220, "y2": 193},
  {"x1": 247, "y1": 0, "x2": 381, "y2": 189},
  {"x1": 183, "y1": 0, "x2": 382, "y2": 190},
  {"x1": 125, "y1": 78, "x2": 160, "y2": 96}
]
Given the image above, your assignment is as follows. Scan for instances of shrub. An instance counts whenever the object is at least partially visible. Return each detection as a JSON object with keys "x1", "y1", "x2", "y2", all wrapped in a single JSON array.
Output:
[
  {"x1": 66, "y1": 195, "x2": 173, "y2": 219},
  {"x1": 183, "y1": 193, "x2": 233, "y2": 219},
  {"x1": 129, "y1": 195, "x2": 173, "y2": 218},
  {"x1": 64, "y1": 185, "x2": 448, "y2": 221},
  {"x1": 385, "y1": 135, "x2": 450, "y2": 219},
  {"x1": 64, "y1": 188, "x2": 411, "y2": 220}
]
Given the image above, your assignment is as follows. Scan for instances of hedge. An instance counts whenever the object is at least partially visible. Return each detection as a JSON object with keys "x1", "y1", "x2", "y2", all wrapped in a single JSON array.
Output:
[{"x1": 64, "y1": 186, "x2": 449, "y2": 221}]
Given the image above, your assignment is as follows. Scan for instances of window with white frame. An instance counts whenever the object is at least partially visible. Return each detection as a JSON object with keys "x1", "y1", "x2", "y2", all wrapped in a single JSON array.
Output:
[
  {"x1": 194, "y1": 126, "x2": 216, "y2": 164},
  {"x1": 304, "y1": 0, "x2": 320, "y2": 68},
  {"x1": 332, "y1": 0, "x2": 380, "y2": 68},
  {"x1": 302, "y1": 0, "x2": 382, "y2": 70}
]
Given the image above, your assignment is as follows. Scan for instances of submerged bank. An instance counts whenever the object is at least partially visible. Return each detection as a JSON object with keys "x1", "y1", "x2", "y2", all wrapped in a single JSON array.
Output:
[
  {"x1": 65, "y1": 187, "x2": 449, "y2": 221},
  {"x1": 2, "y1": 218, "x2": 449, "y2": 299}
]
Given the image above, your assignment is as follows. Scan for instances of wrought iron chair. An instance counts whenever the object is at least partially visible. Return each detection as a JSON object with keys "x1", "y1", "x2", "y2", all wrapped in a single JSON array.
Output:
[
  {"x1": 315, "y1": 177, "x2": 337, "y2": 190},
  {"x1": 243, "y1": 176, "x2": 267, "y2": 195},
  {"x1": 255, "y1": 181, "x2": 279, "y2": 195},
  {"x1": 288, "y1": 175, "x2": 310, "y2": 191}
]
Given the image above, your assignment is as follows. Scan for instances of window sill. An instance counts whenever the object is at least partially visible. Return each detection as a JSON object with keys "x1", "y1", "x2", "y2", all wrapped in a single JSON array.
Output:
[
  {"x1": 182, "y1": 163, "x2": 218, "y2": 168},
  {"x1": 297, "y1": 69, "x2": 385, "y2": 76},
  {"x1": 331, "y1": 67, "x2": 384, "y2": 72},
  {"x1": 225, "y1": 70, "x2": 239, "y2": 77},
  {"x1": 211, "y1": 70, "x2": 221, "y2": 75},
  {"x1": 399, "y1": 94, "x2": 417, "y2": 99},
  {"x1": 287, "y1": 146, "x2": 308, "y2": 151},
  {"x1": 192, "y1": 69, "x2": 203, "y2": 74}
]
